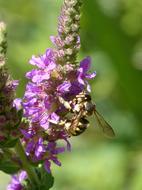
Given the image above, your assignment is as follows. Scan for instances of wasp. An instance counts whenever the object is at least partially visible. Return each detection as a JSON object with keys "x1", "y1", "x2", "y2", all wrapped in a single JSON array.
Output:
[
  {"x1": 58, "y1": 91, "x2": 115, "y2": 137},
  {"x1": 48, "y1": 114, "x2": 89, "y2": 137}
]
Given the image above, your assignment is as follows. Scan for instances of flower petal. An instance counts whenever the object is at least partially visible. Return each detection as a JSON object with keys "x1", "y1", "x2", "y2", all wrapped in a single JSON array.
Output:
[
  {"x1": 44, "y1": 160, "x2": 51, "y2": 173},
  {"x1": 57, "y1": 81, "x2": 71, "y2": 93},
  {"x1": 13, "y1": 98, "x2": 22, "y2": 110},
  {"x1": 77, "y1": 68, "x2": 85, "y2": 85},
  {"x1": 29, "y1": 55, "x2": 45, "y2": 69},
  {"x1": 80, "y1": 56, "x2": 91, "y2": 73},
  {"x1": 51, "y1": 156, "x2": 61, "y2": 166},
  {"x1": 85, "y1": 71, "x2": 96, "y2": 79}
]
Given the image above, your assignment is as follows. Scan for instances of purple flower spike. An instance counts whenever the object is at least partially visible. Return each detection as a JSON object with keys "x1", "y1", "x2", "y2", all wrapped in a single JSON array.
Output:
[
  {"x1": 20, "y1": 2, "x2": 97, "y2": 171},
  {"x1": 21, "y1": 47, "x2": 97, "y2": 174}
]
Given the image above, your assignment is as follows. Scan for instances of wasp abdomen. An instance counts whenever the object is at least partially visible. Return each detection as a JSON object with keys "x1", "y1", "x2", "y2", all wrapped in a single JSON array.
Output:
[{"x1": 70, "y1": 117, "x2": 89, "y2": 136}]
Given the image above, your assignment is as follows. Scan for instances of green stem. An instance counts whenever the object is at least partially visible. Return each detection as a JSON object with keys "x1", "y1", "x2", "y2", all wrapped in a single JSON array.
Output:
[{"x1": 15, "y1": 140, "x2": 39, "y2": 186}]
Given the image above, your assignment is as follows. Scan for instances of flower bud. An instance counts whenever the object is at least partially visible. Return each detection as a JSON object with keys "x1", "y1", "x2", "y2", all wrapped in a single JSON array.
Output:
[{"x1": 56, "y1": 0, "x2": 82, "y2": 65}]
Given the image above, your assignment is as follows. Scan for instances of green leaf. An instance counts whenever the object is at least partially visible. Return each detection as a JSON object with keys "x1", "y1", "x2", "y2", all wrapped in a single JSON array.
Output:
[
  {"x1": 0, "y1": 160, "x2": 20, "y2": 174},
  {"x1": 14, "y1": 109, "x2": 23, "y2": 128},
  {"x1": 33, "y1": 168, "x2": 54, "y2": 190},
  {"x1": 40, "y1": 172, "x2": 54, "y2": 190},
  {"x1": 17, "y1": 109, "x2": 23, "y2": 118},
  {"x1": 0, "y1": 138, "x2": 18, "y2": 148}
]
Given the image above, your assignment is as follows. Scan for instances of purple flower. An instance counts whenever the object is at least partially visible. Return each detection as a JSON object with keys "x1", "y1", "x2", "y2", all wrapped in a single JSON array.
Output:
[
  {"x1": 44, "y1": 142, "x2": 64, "y2": 173},
  {"x1": 77, "y1": 57, "x2": 96, "y2": 85},
  {"x1": 26, "y1": 69, "x2": 50, "y2": 83},
  {"x1": 21, "y1": 128, "x2": 69, "y2": 172},
  {"x1": 29, "y1": 49, "x2": 56, "y2": 70},
  {"x1": 7, "y1": 171, "x2": 27, "y2": 190}
]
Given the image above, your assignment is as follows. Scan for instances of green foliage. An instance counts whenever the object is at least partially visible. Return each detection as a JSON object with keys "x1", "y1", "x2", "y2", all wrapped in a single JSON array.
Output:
[
  {"x1": 0, "y1": 138, "x2": 18, "y2": 148},
  {"x1": 0, "y1": 160, "x2": 20, "y2": 175},
  {"x1": 34, "y1": 168, "x2": 54, "y2": 190},
  {"x1": 39, "y1": 171, "x2": 54, "y2": 190},
  {"x1": 121, "y1": 0, "x2": 142, "y2": 35}
]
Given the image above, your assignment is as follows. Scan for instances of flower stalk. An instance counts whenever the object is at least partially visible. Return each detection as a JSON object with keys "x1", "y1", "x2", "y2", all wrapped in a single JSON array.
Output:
[{"x1": 15, "y1": 140, "x2": 39, "y2": 186}]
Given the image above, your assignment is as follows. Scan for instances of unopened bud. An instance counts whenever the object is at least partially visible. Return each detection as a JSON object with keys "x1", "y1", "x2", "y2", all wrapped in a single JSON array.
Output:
[
  {"x1": 72, "y1": 24, "x2": 79, "y2": 32},
  {"x1": 65, "y1": 48, "x2": 73, "y2": 55},
  {"x1": 57, "y1": 0, "x2": 82, "y2": 64}
]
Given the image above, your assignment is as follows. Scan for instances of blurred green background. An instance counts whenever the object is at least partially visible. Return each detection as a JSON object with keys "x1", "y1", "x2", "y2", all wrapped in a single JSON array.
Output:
[{"x1": 0, "y1": 0, "x2": 142, "y2": 189}]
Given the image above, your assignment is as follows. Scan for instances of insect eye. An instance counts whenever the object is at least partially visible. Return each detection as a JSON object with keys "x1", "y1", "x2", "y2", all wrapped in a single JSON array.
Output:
[
  {"x1": 85, "y1": 95, "x2": 91, "y2": 101},
  {"x1": 80, "y1": 118, "x2": 89, "y2": 124}
]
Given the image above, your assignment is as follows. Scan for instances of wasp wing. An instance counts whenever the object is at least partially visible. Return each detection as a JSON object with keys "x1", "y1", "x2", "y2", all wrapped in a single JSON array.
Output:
[{"x1": 94, "y1": 110, "x2": 115, "y2": 137}]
